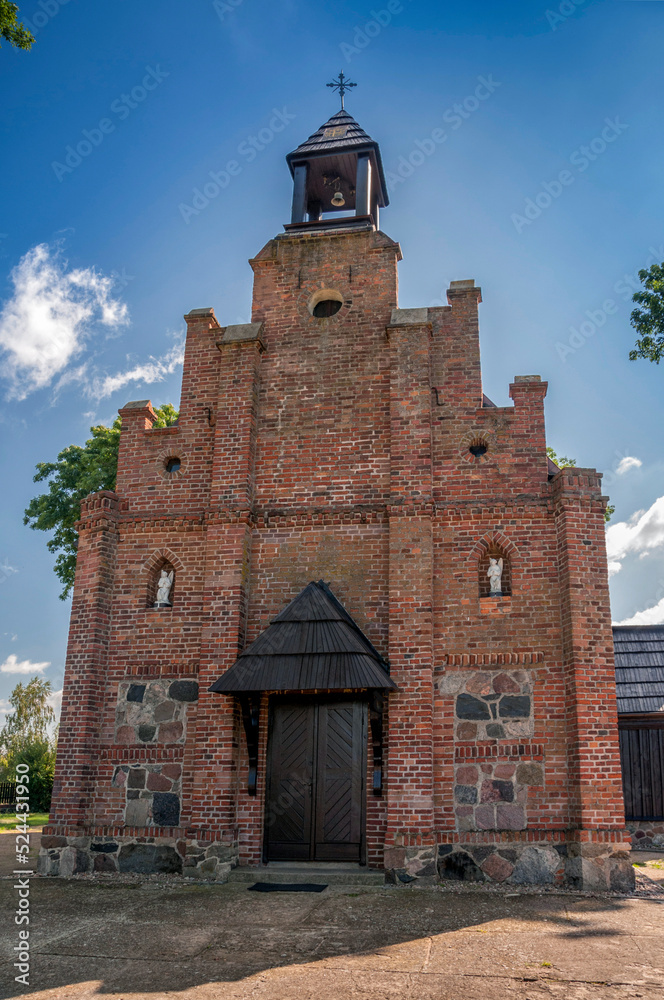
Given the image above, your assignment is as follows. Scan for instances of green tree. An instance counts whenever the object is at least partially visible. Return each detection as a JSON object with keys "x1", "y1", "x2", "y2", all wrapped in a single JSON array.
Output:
[
  {"x1": 24, "y1": 404, "x2": 178, "y2": 599},
  {"x1": 11, "y1": 740, "x2": 57, "y2": 811},
  {"x1": 0, "y1": 2, "x2": 34, "y2": 49},
  {"x1": 0, "y1": 677, "x2": 54, "y2": 759},
  {"x1": 0, "y1": 679, "x2": 57, "y2": 810},
  {"x1": 629, "y1": 262, "x2": 664, "y2": 364},
  {"x1": 547, "y1": 447, "x2": 614, "y2": 522},
  {"x1": 546, "y1": 446, "x2": 576, "y2": 469}
]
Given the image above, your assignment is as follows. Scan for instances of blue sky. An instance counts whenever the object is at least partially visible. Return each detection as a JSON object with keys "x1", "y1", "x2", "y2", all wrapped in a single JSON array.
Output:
[{"x1": 1, "y1": 0, "x2": 664, "y2": 721}]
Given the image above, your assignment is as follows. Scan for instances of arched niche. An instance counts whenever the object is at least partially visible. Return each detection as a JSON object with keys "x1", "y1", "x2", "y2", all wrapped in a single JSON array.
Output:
[
  {"x1": 142, "y1": 548, "x2": 184, "y2": 609},
  {"x1": 471, "y1": 532, "x2": 517, "y2": 599}
]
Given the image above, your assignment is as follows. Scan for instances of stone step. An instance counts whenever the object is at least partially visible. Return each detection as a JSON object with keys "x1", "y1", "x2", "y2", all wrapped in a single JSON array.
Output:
[{"x1": 228, "y1": 863, "x2": 386, "y2": 886}]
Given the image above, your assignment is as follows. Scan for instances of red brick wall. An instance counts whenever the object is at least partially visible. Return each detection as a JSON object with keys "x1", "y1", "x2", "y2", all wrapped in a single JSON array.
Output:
[{"x1": 47, "y1": 224, "x2": 627, "y2": 870}]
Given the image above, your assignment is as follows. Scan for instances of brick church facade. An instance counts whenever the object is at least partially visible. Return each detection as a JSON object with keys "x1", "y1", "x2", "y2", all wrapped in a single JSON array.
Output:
[{"x1": 41, "y1": 102, "x2": 634, "y2": 890}]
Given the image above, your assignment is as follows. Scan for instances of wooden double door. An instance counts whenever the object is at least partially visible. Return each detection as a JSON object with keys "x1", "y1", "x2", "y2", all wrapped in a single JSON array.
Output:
[{"x1": 265, "y1": 698, "x2": 367, "y2": 862}]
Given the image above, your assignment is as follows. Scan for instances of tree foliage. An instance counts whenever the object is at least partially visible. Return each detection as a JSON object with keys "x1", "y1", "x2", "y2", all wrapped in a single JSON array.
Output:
[
  {"x1": 11, "y1": 741, "x2": 57, "y2": 811},
  {"x1": 24, "y1": 404, "x2": 178, "y2": 599},
  {"x1": 629, "y1": 262, "x2": 664, "y2": 364},
  {"x1": 0, "y1": 2, "x2": 34, "y2": 49},
  {"x1": 546, "y1": 446, "x2": 576, "y2": 470},
  {"x1": 0, "y1": 679, "x2": 57, "y2": 809},
  {"x1": 0, "y1": 678, "x2": 54, "y2": 759},
  {"x1": 547, "y1": 447, "x2": 614, "y2": 522}
]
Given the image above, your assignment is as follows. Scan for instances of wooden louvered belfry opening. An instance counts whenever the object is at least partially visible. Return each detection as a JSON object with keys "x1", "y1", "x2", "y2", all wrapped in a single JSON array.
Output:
[{"x1": 264, "y1": 697, "x2": 366, "y2": 863}]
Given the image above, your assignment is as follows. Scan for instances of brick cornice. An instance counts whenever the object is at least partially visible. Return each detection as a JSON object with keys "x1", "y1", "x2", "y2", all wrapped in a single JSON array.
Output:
[
  {"x1": 97, "y1": 745, "x2": 185, "y2": 761},
  {"x1": 437, "y1": 651, "x2": 544, "y2": 668},
  {"x1": 455, "y1": 742, "x2": 544, "y2": 761}
]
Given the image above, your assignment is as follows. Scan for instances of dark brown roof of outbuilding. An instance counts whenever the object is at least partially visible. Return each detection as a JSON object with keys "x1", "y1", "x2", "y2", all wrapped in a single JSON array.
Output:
[
  {"x1": 613, "y1": 624, "x2": 664, "y2": 714},
  {"x1": 209, "y1": 581, "x2": 396, "y2": 694}
]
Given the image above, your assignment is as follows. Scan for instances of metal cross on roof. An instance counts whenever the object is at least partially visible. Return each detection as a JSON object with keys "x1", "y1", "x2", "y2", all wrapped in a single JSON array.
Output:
[{"x1": 326, "y1": 71, "x2": 357, "y2": 110}]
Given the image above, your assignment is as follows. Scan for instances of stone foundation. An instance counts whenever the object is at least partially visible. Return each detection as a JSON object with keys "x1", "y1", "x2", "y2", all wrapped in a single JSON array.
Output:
[
  {"x1": 385, "y1": 834, "x2": 635, "y2": 892},
  {"x1": 39, "y1": 832, "x2": 238, "y2": 880},
  {"x1": 628, "y1": 820, "x2": 664, "y2": 851},
  {"x1": 384, "y1": 846, "x2": 438, "y2": 884}
]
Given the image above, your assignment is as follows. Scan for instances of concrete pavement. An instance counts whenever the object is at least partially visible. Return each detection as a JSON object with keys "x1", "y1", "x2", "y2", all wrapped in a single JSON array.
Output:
[{"x1": 1, "y1": 859, "x2": 663, "y2": 1000}]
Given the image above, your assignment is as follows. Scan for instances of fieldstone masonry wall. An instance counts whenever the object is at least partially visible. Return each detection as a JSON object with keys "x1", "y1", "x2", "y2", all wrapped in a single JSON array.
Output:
[
  {"x1": 628, "y1": 821, "x2": 664, "y2": 850},
  {"x1": 39, "y1": 833, "x2": 238, "y2": 880},
  {"x1": 453, "y1": 759, "x2": 543, "y2": 833},
  {"x1": 115, "y1": 679, "x2": 198, "y2": 744},
  {"x1": 439, "y1": 669, "x2": 535, "y2": 742},
  {"x1": 386, "y1": 838, "x2": 634, "y2": 892},
  {"x1": 113, "y1": 762, "x2": 182, "y2": 827}
]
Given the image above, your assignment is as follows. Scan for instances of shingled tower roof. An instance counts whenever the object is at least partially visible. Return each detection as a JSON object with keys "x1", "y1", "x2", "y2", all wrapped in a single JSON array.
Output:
[
  {"x1": 286, "y1": 109, "x2": 379, "y2": 161},
  {"x1": 209, "y1": 580, "x2": 396, "y2": 694}
]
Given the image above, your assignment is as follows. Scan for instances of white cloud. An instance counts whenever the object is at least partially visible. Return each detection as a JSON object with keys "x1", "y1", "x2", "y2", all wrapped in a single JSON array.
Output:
[
  {"x1": 615, "y1": 596, "x2": 664, "y2": 626},
  {"x1": 48, "y1": 688, "x2": 63, "y2": 722},
  {"x1": 605, "y1": 495, "x2": 664, "y2": 576},
  {"x1": 0, "y1": 654, "x2": 51, "y2": 675},
  {"x1": 0, "y1": 243, "x2": 129, "y2": 400},
  {"x1": 0, "y1": 698, "x2": 10, "y2": 717},
  {"x1": 87, "y1": 339, "x2": 185, "y2": 401},
  {"x1": 616, "y1": 456, "x2": 642, "y2": 476}
]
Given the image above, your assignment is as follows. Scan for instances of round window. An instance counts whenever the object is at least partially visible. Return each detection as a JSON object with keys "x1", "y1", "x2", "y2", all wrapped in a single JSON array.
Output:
[
  {"x1": 165, "y1": 457, "x2": 181, "y2": 474},
  {"x1": 468, "y1": 438, "x2": 488, "y2": 458},
  {"x1": 313, "y1": 298, "x2": 342, "y2": 318},
  {"x1": 308, "y1": 288, "x2": 344, "y2": 318}
]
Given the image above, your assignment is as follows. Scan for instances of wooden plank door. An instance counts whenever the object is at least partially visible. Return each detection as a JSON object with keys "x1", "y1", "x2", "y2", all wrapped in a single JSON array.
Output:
[
  {"x1": 265, "y1": 703, "x2": 315, "y2": 860},
  {"x1": 265, "y1": 699, "x2": 366, "y2": 862},
  {"x1": 315, "y1": 701, "x2": 365, "y2": 861}
]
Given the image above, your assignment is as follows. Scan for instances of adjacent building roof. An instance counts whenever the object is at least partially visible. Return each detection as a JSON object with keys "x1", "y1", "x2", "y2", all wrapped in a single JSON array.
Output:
[
  {"x1": 613, "y1": 624, "x2": 664, "y2": 715},
  {"x1": 209, "y1": 581, "x2": 396, "y2": 694}
]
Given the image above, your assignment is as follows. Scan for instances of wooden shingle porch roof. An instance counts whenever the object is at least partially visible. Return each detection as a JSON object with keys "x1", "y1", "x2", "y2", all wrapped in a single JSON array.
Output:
[{"x1": 209, "y1": 581, "x2": 396, "y2": 695}]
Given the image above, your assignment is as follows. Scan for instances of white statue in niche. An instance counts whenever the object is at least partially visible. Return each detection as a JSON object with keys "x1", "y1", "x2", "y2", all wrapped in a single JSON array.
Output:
[
  {"x1": 155, "y1": 569, "x2": 174, "y2": 607},
  {"x1": 487, "y1": 557, "x2": 504, "y2": 596}
]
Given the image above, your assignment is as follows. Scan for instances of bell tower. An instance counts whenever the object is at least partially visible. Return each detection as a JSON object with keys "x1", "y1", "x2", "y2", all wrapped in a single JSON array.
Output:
[{"x1": 286, "y1": 73, "x2": 389, "y2": 230}]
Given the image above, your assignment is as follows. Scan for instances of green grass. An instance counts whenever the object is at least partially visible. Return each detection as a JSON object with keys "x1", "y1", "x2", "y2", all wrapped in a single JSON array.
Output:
[{"x1": 0, "y1": 812, "x2": 49, "y2": 830}]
